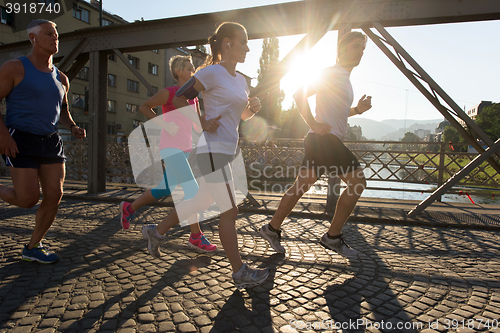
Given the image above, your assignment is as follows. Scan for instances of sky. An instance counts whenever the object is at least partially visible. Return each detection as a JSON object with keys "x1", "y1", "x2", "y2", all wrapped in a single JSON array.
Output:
[{"x1": 100, "y1": 0, "x2": 500, "y2": 122}]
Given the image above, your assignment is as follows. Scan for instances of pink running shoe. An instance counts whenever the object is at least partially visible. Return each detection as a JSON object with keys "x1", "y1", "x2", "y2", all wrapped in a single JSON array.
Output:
[
  {"x1": 119, "y1": 201, "x2": 135, "y2": 229},
  {"x1": 188, "y1": 233, "x2": 217, "y2": 252}
]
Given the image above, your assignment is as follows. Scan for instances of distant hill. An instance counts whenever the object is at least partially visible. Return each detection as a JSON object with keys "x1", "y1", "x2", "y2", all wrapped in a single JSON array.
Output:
[
  {"x1": 348, "y1": 118, "x2": 443, "y2": 140},
  {"x1": 381, "y1": 119, "x2": 443, "y2": 130},
  {"x1": 380, "y1": 121, "x2": 441, "y2": 141},
  {"x1": 347, "y1": 118, "x2": 397, "y2": 140}
]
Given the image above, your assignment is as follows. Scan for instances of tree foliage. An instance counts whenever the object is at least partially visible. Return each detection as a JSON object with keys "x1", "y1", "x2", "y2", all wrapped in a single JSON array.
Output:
[
  {"x1": 475, "y1": 103, "x2": 500, "y2": 141},
  {"x1": 273, "y1": 103, "x2": 309, "y2": 138},
  {"x1": 257, "y1": 37, "x2": 284, "y2": 126},
  {"x1": 401, "y1": 132, "x2": 420, "y2": 142},
  {"x1": 195, "y1": 45, "x2": 207, "y2": 53},
  {"x1": 443, "y1": 125, "x2": 467, "y2": 152}
]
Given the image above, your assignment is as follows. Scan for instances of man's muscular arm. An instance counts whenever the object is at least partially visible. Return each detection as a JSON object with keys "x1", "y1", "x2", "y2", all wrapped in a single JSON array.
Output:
[
  {"x1": 0, "y1": 60, "x2": 24, "y2": 157},
  {"x1": 293, "y1": 84, "x2": 331, "y2": 135},
  {"x1": 58, "y1": 72, "x2": 86, "y2": 139}
]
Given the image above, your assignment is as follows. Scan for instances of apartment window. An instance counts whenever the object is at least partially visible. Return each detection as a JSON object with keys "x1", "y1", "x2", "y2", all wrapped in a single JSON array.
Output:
[
  {"x1": 126, "y1": 103, "x2": 138, "y2": 113},
  {"x1": 108, "y1": 54, "x2": 116, "y2": 61},
  {"x1": 132, "y1": 120, "x2": 142, "y2": 128},
  {"x1": 108, "y1": 74, "x2": 116, "y2": 87},
  {"x1": 72, "y1": 93, "x2": 85, "y2": 108},
  {"x1": 1, "y1": 6, "x2": 14, "y2": 26},
  {"x1": 107, "y1": 124, "x2": 117, "y2": 135},
  {"x1": 107, "y1": 100, "x2": 116, "y2": 113},
  {"x1": 73, "y1": 4, "x2": 90, "y2": 23},
  {"x1": 76, "y1": 67, "x2": 89, "y2": 80},
  {"x1": 127, "y1": 79, "x2": 139, "y2": 93},
  {"x1": 147, "y1": 86, "x2": 158, "y2": 97},
  {"x1": 152, "y1": 50, "x2": 158, "y2": 54},
  {"x1": 102, "y1": 19, "x2": 114, "y2": 26},
  {"x1": 148, "y1": 63, "x2": 158, "y2": 75},
  {"x1": 127, "y1": 55, "x2": 139, "y2": 69}
]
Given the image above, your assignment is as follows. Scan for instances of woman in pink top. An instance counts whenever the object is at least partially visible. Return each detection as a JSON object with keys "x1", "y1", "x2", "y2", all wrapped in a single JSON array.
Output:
[{"x1": 119, "y1": 55, "x2": 216, "y2": 252}]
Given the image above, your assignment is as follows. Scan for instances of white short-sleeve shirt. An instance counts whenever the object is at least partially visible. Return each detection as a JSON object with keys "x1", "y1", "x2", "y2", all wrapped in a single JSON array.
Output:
[
  {"x1": 195, "y1": 64, "x2": 249, "y2": 155},
  {"x1": 311, "y1": 64, "x2": 354, "y2": 140}
]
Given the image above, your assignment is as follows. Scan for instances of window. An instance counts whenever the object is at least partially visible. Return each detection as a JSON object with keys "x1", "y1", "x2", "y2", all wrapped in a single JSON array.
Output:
[
  {"x1": 107, "y1": 100, "x2": 116, "y2": 113},
  {"x1": 148, "y1": 63, "x2": 158, "y2": 75},
  {"x1": 102, "y1": 19, "x2": 114, "y2": 26},
  {"x1": 132, "y1": 120, "x2": 142, "y2": 128},
  {"x1": 127, "y1": 55, "x2": 139, "y2": 69},
  {"x1": 108, "y1": 74, "x2": 116, "y2": 87},
  {"x1": 1, "y1": 6, "x2": 14, "y2": 26},
  {"x1": 76, "y1": 67, "x2": 89, "y2": 80},
  {"x1": 126, "y1": 103, "x2": 138, "y2": 113},
  {"x1": 107, "y1": 124, "x2": 117, "y2": 135},
  {"x1": 108, "y1": 54, "x2": 116, "y2": 61},
  {"x1": 152, "y1": 50, "x2": 158, "y2": 54},
  {"x1": 147, "y1": 86, "x2": 158, "y2": 97},
  {"x1": 73, "y1": 4, "x2": 90, "y2": 23},
  {"x1": 127, "y1": 79, "x2": 139, "y2": 93},
  {"x1": 72, "y1": 93, "x2": 85, "y2": 108}
]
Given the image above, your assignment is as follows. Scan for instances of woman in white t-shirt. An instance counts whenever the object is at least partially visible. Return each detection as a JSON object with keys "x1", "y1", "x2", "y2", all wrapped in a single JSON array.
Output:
[{"x1": 141, "y1": 22, "x2": 269, "y2": 289}]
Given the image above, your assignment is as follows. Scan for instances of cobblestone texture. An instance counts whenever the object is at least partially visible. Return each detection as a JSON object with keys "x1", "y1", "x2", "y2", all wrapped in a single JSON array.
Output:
[{"x1": 1, "y1": 199, "x2": 500, "y2": 332}]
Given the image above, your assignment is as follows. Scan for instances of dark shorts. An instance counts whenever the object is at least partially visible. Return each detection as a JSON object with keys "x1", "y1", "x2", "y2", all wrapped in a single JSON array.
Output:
[
  {"x1": 196, "y1": 153, "x2": 234, "y2": 183},
  {"x1": 2, "y1": 129, "x2": 66, "y2": 169},
  {"x1": 301, "y1": 133, "x2": 360, "y2": 178}
]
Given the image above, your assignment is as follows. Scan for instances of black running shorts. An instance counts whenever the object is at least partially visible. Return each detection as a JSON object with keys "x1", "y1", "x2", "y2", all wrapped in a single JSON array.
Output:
[
  {"x1": 301, "y1": 133, "x2": 360, "y2": 178},
  {"x1": 2, "y1": 129, "x2": 66, "y2": 168}
]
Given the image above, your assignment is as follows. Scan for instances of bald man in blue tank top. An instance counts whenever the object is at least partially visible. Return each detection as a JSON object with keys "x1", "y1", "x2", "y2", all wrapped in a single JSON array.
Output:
[{"x1": 0, "y1": 20, "x2": 85, "y2": 263}]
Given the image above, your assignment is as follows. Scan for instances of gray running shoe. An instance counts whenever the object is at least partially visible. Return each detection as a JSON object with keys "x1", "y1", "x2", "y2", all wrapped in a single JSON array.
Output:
[
  {"x1": 142, "y1": 224, "x2": 164, "y2": 258},
  {"x1": 259, "y1": 224, "x2": 285, "y2": 253},
  {"x1": 319, "y1": 233, "x2": 359, "y2": 258},
  {"x1": 232, "y1": 263, "x2": 270, "y2": 289}
]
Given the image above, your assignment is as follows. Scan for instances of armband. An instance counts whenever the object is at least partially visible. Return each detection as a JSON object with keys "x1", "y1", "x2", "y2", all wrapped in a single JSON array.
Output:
[
  {"x1": 175, "y1": 77, "x2": 199, "y2": 100},
  {"x1": 354, "y1": 107, "x2": 361, "y2": 114}
]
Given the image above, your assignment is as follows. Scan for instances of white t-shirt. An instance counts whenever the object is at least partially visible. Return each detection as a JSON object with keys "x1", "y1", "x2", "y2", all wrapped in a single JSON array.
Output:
[
  {"x1": 195, "y1": 64, "x2": 249, "y2": 155},
  {"x1": 310, "y1": 64, "x2": 353, "y2": 140}
]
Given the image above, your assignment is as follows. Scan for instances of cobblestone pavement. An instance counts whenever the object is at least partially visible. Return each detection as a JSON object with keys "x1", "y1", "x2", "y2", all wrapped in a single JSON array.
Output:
[{"x1": 1, "y1": 199, "x2": 500, "y2": 333}]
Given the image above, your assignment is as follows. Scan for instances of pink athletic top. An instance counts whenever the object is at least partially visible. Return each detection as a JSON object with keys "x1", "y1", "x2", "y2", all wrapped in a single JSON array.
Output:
[{"x1": 159, "y1": 86, "x2": 199, "y2": 152}]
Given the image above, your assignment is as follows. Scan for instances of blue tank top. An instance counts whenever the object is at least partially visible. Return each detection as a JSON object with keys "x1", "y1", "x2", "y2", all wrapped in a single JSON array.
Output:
[{"x1": 5, "y1": 56, "x2": 65, "y2": 135}]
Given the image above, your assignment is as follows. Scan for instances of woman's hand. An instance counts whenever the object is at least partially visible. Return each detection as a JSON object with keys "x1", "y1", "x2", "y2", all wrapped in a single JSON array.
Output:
[
  {"x1": 248, "y1": 97, "x2": 261, "y2": 113},
  {"x1": 201, "y1": 115, "x2": 222, "y2": 133}
]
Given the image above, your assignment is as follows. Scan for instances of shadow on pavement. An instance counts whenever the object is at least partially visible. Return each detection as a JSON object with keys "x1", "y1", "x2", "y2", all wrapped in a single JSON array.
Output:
[{"x1": 210, "y1": 253, "x2": 284, "y2": 332}]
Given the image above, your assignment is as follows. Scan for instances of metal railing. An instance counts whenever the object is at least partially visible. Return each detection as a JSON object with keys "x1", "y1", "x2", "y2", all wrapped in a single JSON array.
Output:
[
  {"x1": 1, "y1": 138, "x2": 498, "y2": 193},
  {"x1": 240, "y1": 139, "x2": 500, "y2": 189}
]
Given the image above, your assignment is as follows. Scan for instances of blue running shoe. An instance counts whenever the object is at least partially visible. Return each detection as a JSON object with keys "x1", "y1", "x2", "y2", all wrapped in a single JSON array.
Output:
[{"x1": 22, "y1": 242, "x2": 59, "y2": 264}]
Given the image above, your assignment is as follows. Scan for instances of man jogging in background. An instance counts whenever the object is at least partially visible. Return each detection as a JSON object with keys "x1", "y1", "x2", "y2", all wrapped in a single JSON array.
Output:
[
  {"x1": 259, "y1": 31, "x2": 372, "y2": 257},
  {"x1": 0, "y1": 19, "x2": 85, "y2": 263}
]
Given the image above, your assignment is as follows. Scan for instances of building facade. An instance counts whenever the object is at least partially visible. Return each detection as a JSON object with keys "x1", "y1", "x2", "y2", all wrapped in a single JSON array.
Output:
[
  {"x1": 458, "y1": 101, "x2": 493, "y2": 127},
  {"x1": 0, "y1": 0, "x2": 206, "y2": 138}
]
